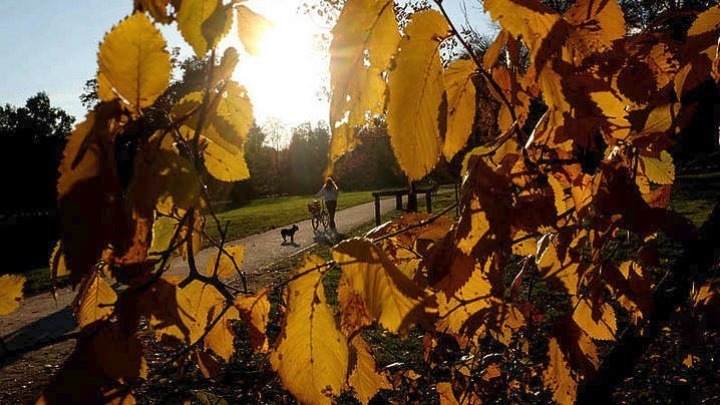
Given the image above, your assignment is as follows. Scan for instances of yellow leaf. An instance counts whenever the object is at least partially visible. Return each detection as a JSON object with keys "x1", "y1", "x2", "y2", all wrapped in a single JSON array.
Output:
[
  {"x1": 326, "y1": 123, "x2": 359, "y2": 177},
  {"x1": 173, "y1": 81, "x2": 253, "y2": 182},
  {"x1": 148, "y1": 215, "x2": 178, "y2": 256},
  {"x1": 436, "y1": 265, "x2": 493, "y2": 336},
  {"x1": 590, "y1": 91, "x2": 632, "y2": 139},
  {"x1": 202, "y1": 130, "x2": 251, "y2": 182},
  {"x1": 543, "y1": 338, "x2": 578, "y2": 405},
  {"x1": 484, "y1": 0, "x2": 561, "y2": 54},
  {"x1": 178, "y1": 0, "x2": 229, "y2": 57},
  {"x1": 687, "y1": 5, "x2": 720, "y2": 37},
  {"x1": 564, "y1": 0, "x2": 625, "y2": 63},
  {"x1": 204, "y1": 304, "x2": 240, "y2": 362},
  {"x1": 201, "y1": 1, "x2": 233, "y2": 49},
  {"x1": 483, "y1": 30, "x2": 508, "y2": 69},
  {"x1": 436, "y1": 382, "x2": 459, "y2": 405},
  {"x1": 0, "y1": 274, "x2": 25, "y2": 316},
  {"x1": 179, "y1": 124, "x2": 250, "y2": 182},
  {"x1": 141, "y1": 277, "x2": 190, "y2": 341},
  {"x1": 349, "y1": 336, "x2": 391, "y2": 404},
  {"x1": 547, "y1": 174, "x2": 571, "y2": 216},
  {"x1": 98, "y1": 12, "x2": 171, "y2": 115},
  {"x1": 129, "y1": 132, "x2": 203, "y2": 215},
  {"x1": 456, "y1": 196, "x2": 490, "y2": 255},
  {"x1": 73, "y1": 272, "x2": 117, "y2": 328},
  {"x1": 537, "y1": 240, "x2": 580, "y2": 295},
  {"x1": 134, "y1": 0, "x2": 173, "y2": 24},
  {"x1": 572, "y1": 298, "x2": 617, "y2": 341},
  {"x1": 443, "y1": 59, "x2": 477, "y2": 161},
  {"x1": 169, "y1": 279, "x2": 225, "y2": 342},
  {"x1": 387, "y1": 9, "x2": 449, "y2": 181},
  {"x1": 236, "y1": 6, "x2": 273, "y2": 56},
  {"x1": 213, "y1": 81, "x2": 254, "y2": 142},
  {"x1": 640, "y1": 151, "x2": 675, "y2": 185},
  {"x1": 50, "y1": 240, "x2": 70, "y2": 280},
  {"x1": 96, "y1": 71, "x2": 115, "y2": 101},
  {"x1": 214, "y1": 47, "x2": 239, "y2": 86},
  {"x1": 270, "y1": 255, "x2": 348, "y2": 404},
  {"x1": 333, "y1": 238, "x2": 429, "y2": 337},
  {"x1": 330, "y1": 0, "x2": 398, "y2": 128},
  {"x1": 92, "y1": 323, "x2": 149, "y2": 380},
  {"x1": 234, "y1": 290, "x2": 271, "y2": 353},
  {"x1": 207, "y1": 244, "x2": 244, "y2": 278}
]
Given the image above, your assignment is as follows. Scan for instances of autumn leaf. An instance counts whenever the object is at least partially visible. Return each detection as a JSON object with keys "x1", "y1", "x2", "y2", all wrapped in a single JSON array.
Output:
[
  {"x1": 436, "y1": 382, "x2": 460, "y2": 405},
  {"x1": 214, "y1": 47, "x2": 239, "y2": 86},
  {"x1": 178, "y1": 0, "x2": 230, "y2": 57},
  {"x1": 73, "y1": 272, "x2": 118, "y2": 328},
  {"x1": 348, "y1": 336, "x2": 391, "y2": 404},
  {"x1": 537, "y1": 239, "x2": 581, "y2": 295},
  {"x1": 484, "y1": 0, "x2": 561, "y2": 54},
  {"x1": 572, "y1": 298, "x2": 617, "y2": 341},
  {"x1": 141, "y1": 277, "x2": 190, "y2": 341},
  {"x1": 387, "y1": 9, "x2": 449, "y2": 181},
  {"x1": 174, "y1": 81, "x2": 254, "y2": 182},
  {"x1": 201, "y1": 0, "x2": 233, "y2": 49},
  {"x1": 328, "y1": 0, "x2": 399, "y2": 171},
  {"x1": 333, "y1": 238, "x2": 429, "y2": 336},
  {"x1": 326, "y1": 123, "x2": 358, "y2": 177},
  {"x1": 158, "y1": 278, "x2": 225, "y2": 342},
  {"x1": 543, "y1": 338, "x2": 578, "y2": 405},
  {"x1": 135, "y1": 0, "x2": 173, "y2": 24},
  {"x1": 270, "y1": 255, "x2": 348, "y2": 404},
  {"x1": 236, "y1": 6, "x2": 273, "y2": 55},
  {"x1": 129, "y1": 132, "x2": 203, "y2": 216},
  {"x1": 564, "y1": 0, "x2": 625, "y2": 64},
  {"x1": 204, "y1": 304, "x2": 240, "y2": 362},
  {"x1": 640, "y1": 151, "x2": 675, "y2": 185},
  {"x1": 687, "y1": 5, "x2": 720, "y2": 39},
  {"x1": 436, "y1": 265, "x2": 493, "y2": 336},
  {"x1": 234, "y1": 290, "x2": 271, "y2": 353},
  {"x1": 0, "y1": 274, "x2": 25, "y2": 316},
  {"x1": 207, "y1": 244, "x2": 244, "y2": 278},
  {"x1": 97, "y1": 12, "x2": 171, "y2": 115},
  {"x1": 442, "y1": 59, "x2": 477, "y2": 161},
  {"x1": 194, "y1": 349, "x2": 223, "y2": 379},
  {"x1": 483, "y1": 30, "x2": 508, "y2": 69}
]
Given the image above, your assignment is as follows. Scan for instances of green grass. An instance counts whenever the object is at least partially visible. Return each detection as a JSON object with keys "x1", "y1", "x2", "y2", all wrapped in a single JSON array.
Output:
[
  {"x1": 670, "y1": 174, "x2": 720, "y2": 227},
  {"x1": 204, "y1": 190, "x2": 376, "y2": 243},
  {"x1": 21, "y1": 266, "x2": 69, "y2": 296}
]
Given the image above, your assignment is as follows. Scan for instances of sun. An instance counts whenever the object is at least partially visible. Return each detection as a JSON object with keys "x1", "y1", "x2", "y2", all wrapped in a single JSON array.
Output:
[{"x1": 229, "y1": 0, "x2": 330, "y2": 134}]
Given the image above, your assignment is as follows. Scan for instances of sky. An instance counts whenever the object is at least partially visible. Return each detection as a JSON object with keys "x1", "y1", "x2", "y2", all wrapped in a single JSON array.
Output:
[{"x1": 0, "y1": 0, "x2": 494, "y2": 143}]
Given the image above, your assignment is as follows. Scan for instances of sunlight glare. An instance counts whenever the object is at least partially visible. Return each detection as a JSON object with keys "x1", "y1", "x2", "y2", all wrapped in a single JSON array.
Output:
[{"x1": 230, "y1": 0, "x2": 329, "y2": 137}]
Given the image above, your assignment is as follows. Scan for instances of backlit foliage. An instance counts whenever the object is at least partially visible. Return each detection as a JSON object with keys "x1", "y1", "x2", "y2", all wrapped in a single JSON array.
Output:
[{"x1": 1, "y1": 0, "x2": 719, "y2": 403}]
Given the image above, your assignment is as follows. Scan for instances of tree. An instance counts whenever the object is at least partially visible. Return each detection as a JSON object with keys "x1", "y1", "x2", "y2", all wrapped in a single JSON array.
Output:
[
  {"x1": 0, "y1": 92, "x2": 74, "y2": 142},
  {"x1": 0, "y1": 92, "x2": 75, "y2": 271},
  {"x1": 3, "y1": 1, "x2": 720, "y2": 404}
]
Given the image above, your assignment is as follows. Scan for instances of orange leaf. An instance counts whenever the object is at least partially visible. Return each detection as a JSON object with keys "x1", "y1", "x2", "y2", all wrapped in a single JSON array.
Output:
[{"x1": 543, "y1": 338, "x2": 578, "y2": 405}]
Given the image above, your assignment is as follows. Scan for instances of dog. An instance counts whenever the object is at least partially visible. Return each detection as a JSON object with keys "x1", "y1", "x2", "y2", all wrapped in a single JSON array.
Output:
[{"x1": 281, "y1": 224, "x2": 299, "y2": 244}]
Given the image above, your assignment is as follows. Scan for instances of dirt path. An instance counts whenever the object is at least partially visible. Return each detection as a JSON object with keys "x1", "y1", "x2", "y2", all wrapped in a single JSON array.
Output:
[{"x1": 0, "y1": 196, "x2": 407, "y2": 401}]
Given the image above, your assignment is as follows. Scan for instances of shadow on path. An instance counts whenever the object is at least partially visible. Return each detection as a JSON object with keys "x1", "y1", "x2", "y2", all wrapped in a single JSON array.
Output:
[{"x1": 1, "y1": 306, "x2": 76, "y2": 367}]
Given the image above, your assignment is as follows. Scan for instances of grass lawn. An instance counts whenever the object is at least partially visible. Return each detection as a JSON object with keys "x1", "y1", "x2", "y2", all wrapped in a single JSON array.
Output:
[{"x1": 204, "y1": 190, "x2": 376, "y2": 243}]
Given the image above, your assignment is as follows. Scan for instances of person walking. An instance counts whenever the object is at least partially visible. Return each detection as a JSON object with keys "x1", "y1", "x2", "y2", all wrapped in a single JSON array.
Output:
[{"x1": 316, "y1": 177, "x2": 339, "y2": 233}]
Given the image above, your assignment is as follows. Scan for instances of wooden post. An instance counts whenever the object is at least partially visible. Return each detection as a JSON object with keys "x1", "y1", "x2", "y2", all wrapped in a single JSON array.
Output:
[
  {"x1": 374, "y1": 195, "x2": 381, "y2": 225},
  {"x1": 407, "y1": 183, "x2": 417, "y2": 212},
  {"x1": 426, "y1": 191, "x2": 432, "y2": 213},
  {"x1": 395, "y1": 194, "x2": 403, "y2": 210}
]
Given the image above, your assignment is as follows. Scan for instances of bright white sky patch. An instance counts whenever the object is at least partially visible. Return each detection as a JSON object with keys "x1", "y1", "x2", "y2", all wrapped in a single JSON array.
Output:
[{"x1": 229, "y1": 0, "x2": 330, "y2": 132}]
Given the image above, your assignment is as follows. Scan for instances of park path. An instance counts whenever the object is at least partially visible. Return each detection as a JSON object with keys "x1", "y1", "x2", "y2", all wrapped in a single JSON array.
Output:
[{"x1": 0, "y1": 196, "x2": 405, "y2": 349}]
